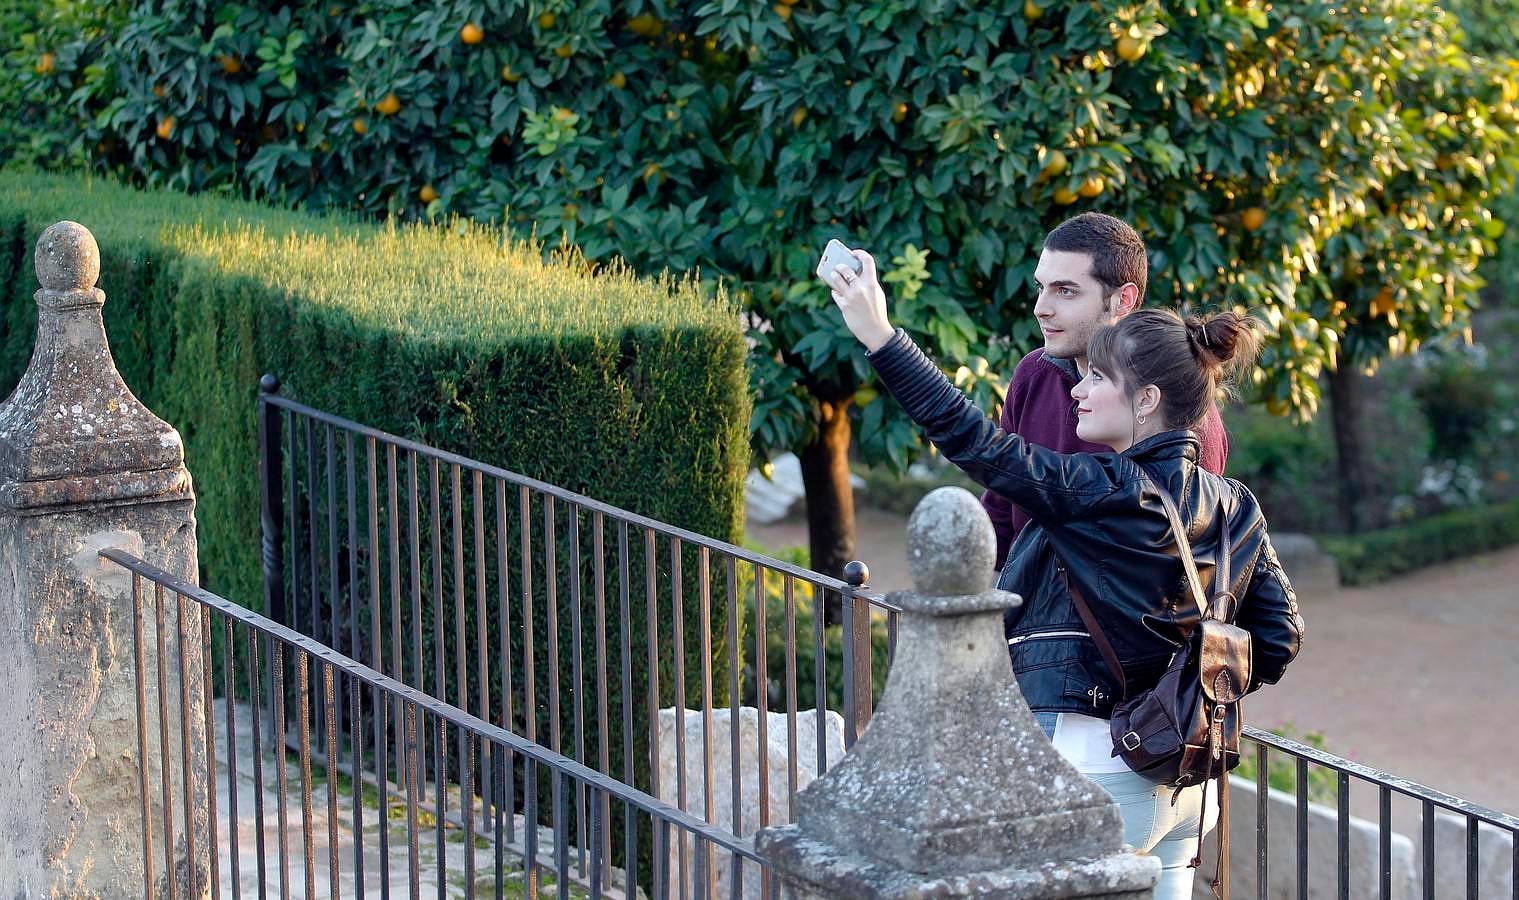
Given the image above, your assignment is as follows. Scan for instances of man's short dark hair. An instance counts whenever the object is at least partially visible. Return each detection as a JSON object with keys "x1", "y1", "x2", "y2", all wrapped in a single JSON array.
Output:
[{"x1": 1043, "y1": 212, "x2": 1148, "y2": 306}]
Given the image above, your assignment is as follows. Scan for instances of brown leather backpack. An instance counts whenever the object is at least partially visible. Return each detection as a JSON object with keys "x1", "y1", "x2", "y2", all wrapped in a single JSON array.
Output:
[{"x1": 1064, "y1": 482, "x2": 1250, "y2": 898}]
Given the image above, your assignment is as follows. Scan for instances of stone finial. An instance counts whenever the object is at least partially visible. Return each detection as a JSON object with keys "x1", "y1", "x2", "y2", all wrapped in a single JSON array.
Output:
[
  {"x1": 0, "y1": 222, "x2": 188, "y2": 512},
  {"x1": 755, "y1": 487, "x2": 1159, "y2": 898},
  {"x1": 34, "y1": 220, "x2": 102, "y2": 294},
  {"x1": 906, "y1": 486, "x2": 997, "y2": 597}
]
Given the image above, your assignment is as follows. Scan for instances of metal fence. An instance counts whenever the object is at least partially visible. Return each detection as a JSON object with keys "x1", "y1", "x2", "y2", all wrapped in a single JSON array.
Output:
[
  {"x1": 1237, "y1": 727, "x2": 1519, "y2": 899},
  {"x1": 257, "y1": 381, "x2": 1519, "y2": 899},
  {"x1": 104, "y1": 547, "x2": 761, "y2": 899},
  {"x1": 257, "y1": 378, "x2": 901, "y2": 895}
]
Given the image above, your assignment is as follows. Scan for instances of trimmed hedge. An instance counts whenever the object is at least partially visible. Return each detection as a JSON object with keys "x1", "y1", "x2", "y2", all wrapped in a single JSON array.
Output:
[
  {"x1": 1319, "y1": 499, "x2": 1519, "y2": 586},
  {"x1": 0, "y1": 170, "x2": 750, "y2": 862}
]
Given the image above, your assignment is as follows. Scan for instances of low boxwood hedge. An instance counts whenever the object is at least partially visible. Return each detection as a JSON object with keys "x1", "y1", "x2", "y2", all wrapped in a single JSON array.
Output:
[{"x1": 1319, "y1": 499, "x2": 1519, "y2": 586}]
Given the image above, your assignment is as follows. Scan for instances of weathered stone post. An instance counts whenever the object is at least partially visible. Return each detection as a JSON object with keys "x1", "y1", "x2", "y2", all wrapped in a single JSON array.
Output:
[
  {"x1": 756, "y1": 487, "x2": 1159, "y2": 898},
  {"x1": 0, "y1": 222, "x2": 208, "y2": 898}
]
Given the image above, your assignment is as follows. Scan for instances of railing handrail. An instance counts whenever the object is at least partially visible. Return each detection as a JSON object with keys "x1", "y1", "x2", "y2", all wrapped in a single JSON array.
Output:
[
  {"x1": 1241, "y1": 725, "x2": 1519, "y2": 830},
  {"x1": 99, "y1": 547, "x2": 766, "y2": 863},
  {"x1": 261, "y1": 391, "x2": 898, "y2": 611}
]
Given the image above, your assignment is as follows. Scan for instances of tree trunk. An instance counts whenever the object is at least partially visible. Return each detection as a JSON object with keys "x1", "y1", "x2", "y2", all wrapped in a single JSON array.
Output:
[
  {"x1": 798, "y1": 399, "x2": 856, "y2": 625},
  {"x1": 1327, "y1": 363, "x2": 1377, "y2": 533}
]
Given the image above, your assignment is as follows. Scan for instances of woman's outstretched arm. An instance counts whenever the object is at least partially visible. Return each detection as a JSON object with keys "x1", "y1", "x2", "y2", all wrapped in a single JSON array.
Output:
[{"x1": 821, "y1": 248, "x2": 1132, "y2": 523}]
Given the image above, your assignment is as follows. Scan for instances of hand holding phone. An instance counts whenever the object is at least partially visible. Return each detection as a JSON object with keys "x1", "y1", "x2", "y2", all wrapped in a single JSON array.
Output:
[
  {"x1": 816, "y1": 239, "x2": 864, "y2": 284},
  {"x1": 816, "y1": 241, "x2": 893, "y2": 352}
]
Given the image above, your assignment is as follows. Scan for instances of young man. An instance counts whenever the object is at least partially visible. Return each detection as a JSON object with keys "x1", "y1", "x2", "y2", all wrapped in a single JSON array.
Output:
[{"x1": 981, "y1": 212, "x2": 1229, "y2": 566}]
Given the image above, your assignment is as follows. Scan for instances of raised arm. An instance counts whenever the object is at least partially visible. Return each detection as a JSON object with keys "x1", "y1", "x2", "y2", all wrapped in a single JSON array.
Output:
[
  {"x1": 821, "y1": 248, "x2": 1132, "y2": 525},
  {"x1": 981, "y1": 368, "x2": 1027, "y2": 568},
  {"x1": 868, "y1": 330, "x2": 1133, "y2": 523}
]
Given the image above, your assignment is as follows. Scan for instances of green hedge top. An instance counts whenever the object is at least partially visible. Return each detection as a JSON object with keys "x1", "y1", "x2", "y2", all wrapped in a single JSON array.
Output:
[
  {"x1": 1, "y1": 170, "x2": 734, "y2": 344},
  {"x1": 0, "y1": 169, "x2": 751, "y2": 610}
]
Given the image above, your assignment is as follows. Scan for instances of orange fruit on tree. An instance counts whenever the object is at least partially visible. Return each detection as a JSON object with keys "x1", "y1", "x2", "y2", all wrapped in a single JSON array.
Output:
[
  {"x1": 375, "y1": 92, "x2": 401, "y2": 115},
  {"x1": 460, "y1": 22, "x2": 484, "y2": 44},
  {"x1": 790, "y1": 106, "x2": 808, "y2": 128},
  {"x1": 537, "y1": 12, "x2": 557, "y2": 29},
  {"x1": 1116, "y1": 36, "x2": 1146, "y2": 62},
  {"x1": 1371, "y1": 286, "x2": 1397, "y2": 317},
  {"x1": 156, "y1": 117, "x2": 176, "y2": 140},
  {"x1": 218, "y1": 54, "x2": 242, "y2": 74},
  {"x1": 1241, "y1": 207, "x2": 1266, "y2": 232},
  {"x1": 1053, "y1": 186, "x2": 1078, "y2": 205},
  {"x1": 352, "y1": 117, "x2": 368, "y2": 134},
  {"x1": 1037, "y1": 149, "x2": 1068, "y2": 181},
  {"x1": 774, "y1": 3, "x2": 792, "y2": 19},
  {"x1": 1077, "y1": 176, "x2": 1105, "y2": 198},
  {"x1": 554, "y1": 44, "x2": 575, "y2": 58},
  {"x1": 626, "y1": 13, "x2": 663, "y2": 37},
  {"x1": 501, "y1": 64, "x2": 522, "y2": 83},
  {"x1": 419, "y1": 184, "x2": 439, "y2": 203},
  {"x1": 892, "y1": 102, "x2": 909, "y2": 123},
  {"x1": 609, "y1": 71, "x2": 627, "y2": 89},
  {"x1": 36, "y1": 52, "x2": 56, "y2": 75},
  {"x1": 1023, "y1": 0, "x2": 1044, "y2": 20},
  {"x1": 153, "y1": 83, "x2": 166, "y2": 98}
]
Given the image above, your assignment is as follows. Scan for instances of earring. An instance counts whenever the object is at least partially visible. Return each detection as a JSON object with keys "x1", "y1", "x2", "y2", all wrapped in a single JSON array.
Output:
[{"x1": 1136, "y1": 414, "x2": 1147, "y2": 425}]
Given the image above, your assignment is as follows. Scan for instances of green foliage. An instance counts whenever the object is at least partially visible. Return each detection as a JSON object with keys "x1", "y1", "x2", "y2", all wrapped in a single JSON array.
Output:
[
  {"x1": 1411, "y1": 339, "x2": 1496, "y2": 463},
  {"x1": 11, "y1": 0, "x2": 1516, "y2": 477},
  {"x1": 0, "y1": 171, "x2": 750, "y2": 851},
  {"x1": 1219, "y1": 403, "x2": 1340, "y2": 534},
  {"x1": 0, "y1": 0, "x2": 125, "y2": 168},
  {"x1": 1441, "y1": 0, "x2": 1519, "y2": 308},
  {"x1": 1446, "y1": 0, "x2": 1519, "y2": 61},
  {"x1": 1319, "y1": 498, "x2": 1519, "y2": 585}
]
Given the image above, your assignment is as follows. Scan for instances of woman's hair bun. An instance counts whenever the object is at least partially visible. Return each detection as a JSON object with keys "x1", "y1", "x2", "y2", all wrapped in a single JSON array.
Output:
[{"x1": 1185, "y1": 311, "x2": 1261, "y2": 371}]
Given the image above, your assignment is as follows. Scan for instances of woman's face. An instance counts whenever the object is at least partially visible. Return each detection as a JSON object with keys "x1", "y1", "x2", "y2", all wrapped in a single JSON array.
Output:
[{"x1": 1071, "y1": 363, "x2": 1136, "y2": 451}]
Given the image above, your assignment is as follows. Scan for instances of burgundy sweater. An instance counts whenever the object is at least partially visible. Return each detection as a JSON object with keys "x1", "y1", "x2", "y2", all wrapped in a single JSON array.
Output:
[{"x1": 980, "y1": 349, "x2": 1230, "y2": 566}]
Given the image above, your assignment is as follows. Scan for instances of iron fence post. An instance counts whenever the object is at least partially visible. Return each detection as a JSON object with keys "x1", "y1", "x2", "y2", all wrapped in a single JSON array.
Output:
[
  {"x1": 841, "y1": 560, "x2": 873, "y2": 748},
  {"x1": 259, "y1": 374, "x2": 286, "y2": 626}
]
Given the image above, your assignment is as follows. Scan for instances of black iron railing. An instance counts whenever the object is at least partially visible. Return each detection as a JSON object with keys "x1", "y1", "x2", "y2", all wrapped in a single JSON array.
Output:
[
  {"x1": 256, "y1": 377, "x2": 900, "y2": 895},
  {"x1": 105, "y1": 548, "x2": 760, "y2": 899},
  {"x1": 1238, "y1": 727, "x2": 1519, "y2": 899}
]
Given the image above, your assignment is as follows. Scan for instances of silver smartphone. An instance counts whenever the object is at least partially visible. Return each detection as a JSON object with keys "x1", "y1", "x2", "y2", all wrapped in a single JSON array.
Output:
[{"x1": 816, "y1": 238, "x2": 864, "y2": 284}]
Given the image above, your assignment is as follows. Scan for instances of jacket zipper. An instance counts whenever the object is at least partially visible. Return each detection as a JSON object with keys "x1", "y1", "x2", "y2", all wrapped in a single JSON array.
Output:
[{"x1": 1007, "y1": 629, "x2": 1090, "y2": 646}]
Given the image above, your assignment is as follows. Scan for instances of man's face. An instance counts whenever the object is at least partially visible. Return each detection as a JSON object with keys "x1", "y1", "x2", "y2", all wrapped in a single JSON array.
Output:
[{"x1": 1032, "y1": 249, "x2": 1120, "y2": 361}]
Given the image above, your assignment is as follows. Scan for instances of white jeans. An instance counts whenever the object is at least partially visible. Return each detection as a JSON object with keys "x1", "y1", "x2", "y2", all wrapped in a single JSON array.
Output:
[{"x1": 1035, "y1": 712, "x2": 1219, "y2": 900}]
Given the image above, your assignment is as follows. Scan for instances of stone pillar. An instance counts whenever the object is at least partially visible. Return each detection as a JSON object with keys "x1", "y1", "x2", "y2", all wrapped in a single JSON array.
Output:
[
  {"x1": 0, "y1": 222, "x2": 207, "y2": 898},
  {"x1": 756, "y1": 487, "x2": 1159, "y2": 898}
]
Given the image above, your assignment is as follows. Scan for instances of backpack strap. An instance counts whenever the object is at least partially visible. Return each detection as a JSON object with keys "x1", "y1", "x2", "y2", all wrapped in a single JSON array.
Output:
[{"x1": 1063, "y1": 566, "x2": 1128, "y2": 699}]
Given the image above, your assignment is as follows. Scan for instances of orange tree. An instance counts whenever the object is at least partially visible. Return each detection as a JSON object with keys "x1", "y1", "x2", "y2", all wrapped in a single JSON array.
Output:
[
  {"x1": 1240, "y1": 3, "x2": 1517, "y2": 530},
  {"x1": 0, "y1": 0, "x2": 123, "y2": 168},
  {"x1": 11, "y1": 0, "x2": 1514, "y2": 571}
]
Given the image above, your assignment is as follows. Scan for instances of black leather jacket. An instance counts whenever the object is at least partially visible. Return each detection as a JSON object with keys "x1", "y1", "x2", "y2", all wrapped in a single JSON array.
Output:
[{"x1": 870, "y1": 330, "x2": 1304, "y2": 717}]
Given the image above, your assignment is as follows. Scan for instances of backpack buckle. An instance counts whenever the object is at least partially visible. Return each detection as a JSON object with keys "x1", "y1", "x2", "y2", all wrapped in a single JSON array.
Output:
[{"x1": 1121, "y1": 731, "x2": 1142, "y2": 751}]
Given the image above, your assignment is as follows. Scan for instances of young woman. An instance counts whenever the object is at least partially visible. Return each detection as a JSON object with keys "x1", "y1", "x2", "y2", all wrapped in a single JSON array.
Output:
[{"x1": 824, "y1": 250, "x2": 1304, "y2": 899}]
